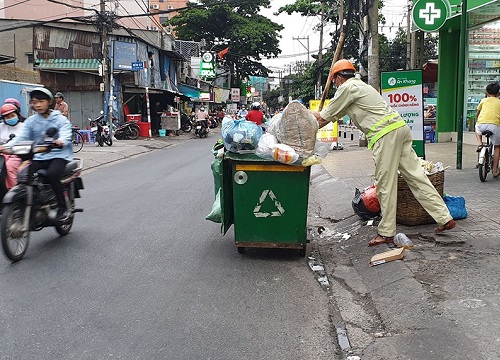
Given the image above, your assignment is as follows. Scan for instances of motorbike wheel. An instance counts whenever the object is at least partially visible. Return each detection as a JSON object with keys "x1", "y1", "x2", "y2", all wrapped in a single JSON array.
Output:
[
  {"x1": 127, "y1": 126, "x2": 140, "y2": 140},
  {"x1": 182, "y1": 123, "x2": 192, "y2": 133},
  {"x1": 1, "y1": 200, "x2": 30, "y2": 262},
  {"x1": 55, "y1": 198, "x2": 75, "y2": 236},
  {"x1": 105, "y1": 137, "x2": 113, "y2": 146},
  {"x1": 96, "y1": 133, "x2": 104, "y2": 147}
]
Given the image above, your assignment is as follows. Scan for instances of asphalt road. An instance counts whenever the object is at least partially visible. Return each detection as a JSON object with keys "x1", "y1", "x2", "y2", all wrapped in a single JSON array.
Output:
[{"x1": 0, "y1": 136, "x2": 337, "y2": 359}]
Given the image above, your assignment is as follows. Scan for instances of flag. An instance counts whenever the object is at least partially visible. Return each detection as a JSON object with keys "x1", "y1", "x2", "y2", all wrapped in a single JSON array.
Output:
[{"x1": 218, "y1": 47, "x2": 229, "y2": 60}]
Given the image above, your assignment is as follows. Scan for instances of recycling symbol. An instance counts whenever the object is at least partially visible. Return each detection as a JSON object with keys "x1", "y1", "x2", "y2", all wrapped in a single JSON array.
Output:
[{"x1": 253, "y1": 190, "x2": 285, "y2": 218}]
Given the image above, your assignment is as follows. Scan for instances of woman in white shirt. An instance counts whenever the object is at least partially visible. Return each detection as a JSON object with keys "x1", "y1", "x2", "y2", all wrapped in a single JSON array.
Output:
[{"x1": 0, "y1": 102, "x2": 25, "y2": 189}]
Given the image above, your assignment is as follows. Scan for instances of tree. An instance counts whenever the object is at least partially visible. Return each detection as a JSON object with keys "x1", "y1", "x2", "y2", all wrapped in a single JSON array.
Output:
[{"x1": 168, "y1": 0, "x2": 283, "y2": 87}]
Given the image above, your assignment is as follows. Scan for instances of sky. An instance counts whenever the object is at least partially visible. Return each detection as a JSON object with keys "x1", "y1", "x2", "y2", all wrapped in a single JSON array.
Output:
[{"x1": 260, "y1": 0, "x2": 407, "y2": 76}]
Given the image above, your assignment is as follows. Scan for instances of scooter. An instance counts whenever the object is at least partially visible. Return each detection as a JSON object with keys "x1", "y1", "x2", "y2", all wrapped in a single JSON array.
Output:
[
  {"x1": 0, "y1": 128, "x2": 84, "y2": 262},
  {"x1": 114, "y1": 121, "x2": 140, "y2": 140},
  {"x1": 194, "y1": 118, "x2": 209, "y2": 138},
  {"x1": 180, "y1": 112, "x2": 192, "y2": 133},
  {"x1": 90, "y1": 113, "x2": 113, "y2": 147}
]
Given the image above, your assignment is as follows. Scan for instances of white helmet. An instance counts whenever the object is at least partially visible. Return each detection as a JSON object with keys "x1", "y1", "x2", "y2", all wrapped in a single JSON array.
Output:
[
  {"x1": 200, "y1": 107, "x2": 205, "y2": 111},
  {"x1": 251, "y1": 102, "x2": 260, "y2": 109}
]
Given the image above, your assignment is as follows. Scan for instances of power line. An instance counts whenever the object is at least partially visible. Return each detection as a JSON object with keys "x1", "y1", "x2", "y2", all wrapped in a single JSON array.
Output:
[{"x1": 0, "y1": 0, "x2": 31, "y2": 11}]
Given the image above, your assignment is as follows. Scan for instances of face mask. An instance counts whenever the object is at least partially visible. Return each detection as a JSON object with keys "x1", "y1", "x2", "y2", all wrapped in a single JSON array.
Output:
[{"x1": 5, "y1": 117, "x2": 19, "y2": 126}]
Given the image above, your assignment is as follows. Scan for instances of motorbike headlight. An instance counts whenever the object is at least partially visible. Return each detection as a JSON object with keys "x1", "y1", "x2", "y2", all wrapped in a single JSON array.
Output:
[{"x1": 11, "y1": 145, "x2": 32, "y2": 155}]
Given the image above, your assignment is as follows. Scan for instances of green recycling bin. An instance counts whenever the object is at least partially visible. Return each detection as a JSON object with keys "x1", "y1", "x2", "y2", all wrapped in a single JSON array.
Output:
[{"x1": 220, "y1": 153, "x2": 311, "y2": 256}]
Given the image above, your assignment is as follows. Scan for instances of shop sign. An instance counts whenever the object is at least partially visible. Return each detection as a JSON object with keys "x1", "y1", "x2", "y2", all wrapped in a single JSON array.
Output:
[
  {"x1": 381, "y1": 70, "x2": 425, "y2": 157},
  {"x1": 199, "y1": 52, "x2": 216, "y2": 79},
  {"x1": 231, "y1": 88, "x2": 240, "y2": 102},
  {"x1": 412, "y1": 0, "x2": 451, "y2": 32},
  {"x1": 310, "y1": 99, "x2": 338, "y2": 143}
]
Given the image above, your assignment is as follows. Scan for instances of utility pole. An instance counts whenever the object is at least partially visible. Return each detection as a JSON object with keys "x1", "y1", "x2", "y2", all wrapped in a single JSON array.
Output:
[
  {"x1": 406, "y1": 0, "x2": 411, "y2": 69},
  {"x1": 99, "y1": 0, "x2": 114, "y2": 138},
  {"x1": 367, "y1": 0, "x2": 379, "y2": 91},
  {"x1": 316, "y1": 2, "x2": 324, "y2": 99},
  {"x1": 292, "y1": 36, "x2": 310, "y2": 62}
]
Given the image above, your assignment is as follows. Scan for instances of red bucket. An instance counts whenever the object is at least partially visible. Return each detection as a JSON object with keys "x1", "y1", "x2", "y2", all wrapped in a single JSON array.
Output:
[{"x1": 137, "y1": 122, "x2": 151, "y2": 137}]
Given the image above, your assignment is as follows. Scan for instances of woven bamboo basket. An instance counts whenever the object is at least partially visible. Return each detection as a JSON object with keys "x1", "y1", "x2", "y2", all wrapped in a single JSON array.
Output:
[{"x1": 396, "y1": 170, "x2": 445, "y2": 226}]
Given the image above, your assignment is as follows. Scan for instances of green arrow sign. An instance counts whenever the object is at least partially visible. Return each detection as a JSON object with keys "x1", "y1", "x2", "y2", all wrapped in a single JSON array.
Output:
[{"x1": 412, "y1": 0, "x2": 451, "y2": 31}]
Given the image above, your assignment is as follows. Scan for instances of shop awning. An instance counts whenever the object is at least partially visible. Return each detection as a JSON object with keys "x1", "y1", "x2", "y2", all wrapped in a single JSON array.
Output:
[
  {"x1": 123, "y1": 86, "x2": 190, "y2": 101},
  {"x1": 178, "y1": 84, "x2": 200, "y2": 99},
  {"x1": 35, "y1": 58, "x2": 100, "y2": 74},
  {"x1": 423, "y1": 60, "x2": 438, "y2": 83}
]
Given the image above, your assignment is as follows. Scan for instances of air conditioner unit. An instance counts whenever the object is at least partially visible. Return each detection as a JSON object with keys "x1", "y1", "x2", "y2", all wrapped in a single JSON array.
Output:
[
  {"x1": 164, "y1": 25, "x2": 172, "y2": 34},
  {"x1": 149, "y1": 26, "x2": 158, "y2": 31},
  {"x1": 167, "y1": 5, "x2": 174, "y2": 9},
  {"x1": 150, "y1": 4, "x2": 160, "y2": 10}
]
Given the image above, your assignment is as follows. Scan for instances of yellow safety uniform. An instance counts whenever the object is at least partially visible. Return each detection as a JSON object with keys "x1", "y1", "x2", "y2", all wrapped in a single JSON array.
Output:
[{"x1": 320, "y1": 77, "x2": 452, "y2": 236}]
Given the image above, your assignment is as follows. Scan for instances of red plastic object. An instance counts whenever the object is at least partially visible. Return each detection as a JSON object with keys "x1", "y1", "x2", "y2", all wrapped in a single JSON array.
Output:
[
  {"x1": 137, "y1": 121, "x2": 151, "y2": 137},
  {"x1": 362, "y1": 185, "x2": 380, "y2": 212},
  {"x1": 126, "y1": 114, "x2": 141, "y2": 122}
]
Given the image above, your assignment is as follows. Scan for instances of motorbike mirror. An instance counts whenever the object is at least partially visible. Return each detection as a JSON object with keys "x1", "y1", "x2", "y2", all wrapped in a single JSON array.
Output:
[
  {"x1": 9, "y1": 134, "x2": 15, "y2": 140},
  {"x1": 46, "y1": 127, "x2": 58, "y2": 137}
]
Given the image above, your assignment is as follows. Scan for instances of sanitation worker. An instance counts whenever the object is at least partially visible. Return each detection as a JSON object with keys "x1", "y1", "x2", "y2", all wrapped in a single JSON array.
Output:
[{"x1": 311, "y1": 59, "x2": 456, "y2": 246}]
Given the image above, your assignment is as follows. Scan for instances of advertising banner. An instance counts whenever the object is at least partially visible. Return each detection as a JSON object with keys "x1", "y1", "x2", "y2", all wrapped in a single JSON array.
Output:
[
  {"x1": 309, "y1": 99, "x2": 338, "y2": 143},
  {"x1": 231, "y1": 88, "x2": 240, "y2": 102},
  {"x1": 113, "y1": 41, "x2": 137, "y2": 70},
  {"x1": 381, "y1": 70, "x2": 424, "y2": 157}
]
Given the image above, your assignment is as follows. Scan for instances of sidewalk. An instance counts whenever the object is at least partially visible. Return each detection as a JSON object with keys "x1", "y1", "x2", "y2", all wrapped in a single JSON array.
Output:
[
  {"x1": 75, "y1": 132, "x2": 190, "y2": 171},
  {"x1": 309, "y1": 135, "x2": 500, "y2": 359}
]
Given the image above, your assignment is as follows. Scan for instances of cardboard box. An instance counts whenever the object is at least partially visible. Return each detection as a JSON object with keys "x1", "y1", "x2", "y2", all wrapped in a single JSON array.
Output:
[{"x1": 369, "y1": 247, "x2": 405, "y2": 267}]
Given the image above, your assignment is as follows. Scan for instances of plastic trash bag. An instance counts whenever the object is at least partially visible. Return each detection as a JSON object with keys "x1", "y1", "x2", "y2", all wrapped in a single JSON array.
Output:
[
  {"x1": 352, "y1": 187, "x2": 381, "y2": 220},
  {"x1": 255, "y1": 133, "x2": 299, "y2": 164},
  {"x1": 221, "y1": 118, "x2": 262, "y2": 153},
  {"x1": 443, "y1": 195, "x2": 467, "y2": 220},
  {"x1": 205, "y1": 189, "x2": 222, "y2": 223}
]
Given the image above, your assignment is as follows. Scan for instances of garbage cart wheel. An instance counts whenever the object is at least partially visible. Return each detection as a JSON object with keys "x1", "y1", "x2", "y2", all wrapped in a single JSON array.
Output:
[
  {"x1": 237, "y1": 247, "x2": 245, "y2": 254},
  {"x1": 298, "y1": 246, "x2": 306, "y2": 257}
]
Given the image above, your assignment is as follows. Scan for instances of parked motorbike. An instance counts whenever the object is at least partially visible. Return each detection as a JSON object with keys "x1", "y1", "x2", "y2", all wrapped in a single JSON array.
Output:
[
  {"x1": 208, "y1": 115, "x2": 218, "y2": 129},
  {"x1": 180, "y1": 112, "x2": 192, "y2": 133},
  {"x1": 114, "y1": 121, "x2": 140, "y2": 140},
  {"x1": 90, "y1": 113, "x2": 112, "y2": 147},
  {"x1": 0, "y1": 128, "x2": 84, "y2": 262},
  {"x1": 194, "y1": 119, "x2": 209, "y2": 138}
]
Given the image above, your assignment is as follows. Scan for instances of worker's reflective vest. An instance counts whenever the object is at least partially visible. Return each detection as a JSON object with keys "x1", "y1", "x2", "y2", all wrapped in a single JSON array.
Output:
[{"x1": 366, "y1": 113, "x2": 406, "y2": 149}]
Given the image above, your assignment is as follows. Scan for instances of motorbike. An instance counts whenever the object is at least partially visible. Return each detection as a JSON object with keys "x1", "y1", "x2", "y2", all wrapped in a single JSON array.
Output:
[
  {"x1": 194, "y1": 118, "x2": 209, "y2": 138},
  {"x1": 0, "y1": 128, "x2": 84, "y2": 262},
  {"x1": 180, "y1": 112, "x2": 192, "y2": 133},
  {"x1": 90, "y1": 113, "x2": 112, "y2": 147},
  {"x1": 113, "y1": 121, "x2": 140, "y2": 140},
  {"x1": 0, "y1": 134, "x2": 16, "y2": 202},
  {"x1": 208, "y1": 115, "x2": 218, "y2": 129}
]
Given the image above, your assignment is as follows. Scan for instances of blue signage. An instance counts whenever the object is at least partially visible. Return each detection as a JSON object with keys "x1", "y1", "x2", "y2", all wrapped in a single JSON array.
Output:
[
  {"x1": 113, "y1": 41, "x2": 137, "y2": 71},
  {"x1": 132, "y1": 61, "x2": 145, "y2": 71}
]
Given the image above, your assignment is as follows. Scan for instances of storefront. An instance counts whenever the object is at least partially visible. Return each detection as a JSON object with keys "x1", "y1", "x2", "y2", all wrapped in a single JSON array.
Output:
[{"x1": 436, "y1": 0, "x2": 500, "y2": 144}]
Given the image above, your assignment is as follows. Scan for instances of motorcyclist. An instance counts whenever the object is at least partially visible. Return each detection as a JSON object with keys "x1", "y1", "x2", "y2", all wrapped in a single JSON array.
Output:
[
  {"x1": 3, "y1": 98, "x2": 26, "y2": 122},
  {"x1": 0, "y1": 103, "x2": 25, "y2": 189},
  {"x1": 237, "y1": 105, "x2": 248, "y2": 119},
  {"x1": 245, "y1": 101, "x2": 264, "y2": 126},
  {"x1": 0, "y1": 88, "x2": 73, "y2": 222},
  {"x1": 196, "y1": 106, "x2": 209, "y2": 131}
]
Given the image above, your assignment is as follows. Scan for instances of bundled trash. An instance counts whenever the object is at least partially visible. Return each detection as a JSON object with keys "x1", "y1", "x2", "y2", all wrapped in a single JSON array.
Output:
[
  {"x1": 268, "y1": 100, "x2": 319, "y2": 163},
  {"x1": 419, "y1": 159, "x2": 446, "y2": 175},
  {"x1": 221, "y1": 117, "x2": 262, "y2": 154}
]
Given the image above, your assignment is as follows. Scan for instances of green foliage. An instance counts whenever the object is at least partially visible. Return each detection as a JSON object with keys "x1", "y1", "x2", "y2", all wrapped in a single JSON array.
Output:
[{"x1": 169, "y1": 0, "x2": 283, "y2": 85}]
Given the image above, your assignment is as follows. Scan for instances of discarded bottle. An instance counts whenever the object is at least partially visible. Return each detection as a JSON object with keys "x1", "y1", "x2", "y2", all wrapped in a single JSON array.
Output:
[{"x1": 394, "y1": 233, "x2": 414, "y2": 250}]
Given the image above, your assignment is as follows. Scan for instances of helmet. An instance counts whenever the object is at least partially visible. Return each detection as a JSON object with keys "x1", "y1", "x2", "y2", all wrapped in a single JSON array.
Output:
[
  {"x1": 331, "y1": 59, "x2": 356, "y2": 77},
  {"x1": 54, "y1": 92, "x2": 64, "y2": 99},
  {"x1": 29, "y1": 87, "x2": 54, "y2": 101},
  {"x1": 4, "y1": 98, "x2": 21, "y2": 109},
  {"x1": 200, "y1": 107, "x2": 205, "y2": 111},
  {"x1": 251, "y1": 101, "x2": 260, "y2": 109},
  {"x1": 1, "y1": 103, "x2": 18, "y2": 117}
]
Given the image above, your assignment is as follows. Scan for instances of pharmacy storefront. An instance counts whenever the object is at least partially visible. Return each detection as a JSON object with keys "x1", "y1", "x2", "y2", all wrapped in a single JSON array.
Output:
[{"x1": 427, "y1": 0, "x2": 500, "y2": 143}]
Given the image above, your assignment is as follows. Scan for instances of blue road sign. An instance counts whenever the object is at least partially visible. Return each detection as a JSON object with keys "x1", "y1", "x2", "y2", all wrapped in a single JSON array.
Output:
[{"x1": 131, "y1": 61, "x2": 144, "y2": 71}]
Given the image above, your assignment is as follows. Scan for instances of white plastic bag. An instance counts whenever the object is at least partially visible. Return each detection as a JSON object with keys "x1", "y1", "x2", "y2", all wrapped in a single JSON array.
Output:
[{"x1": 255, "y1": 133, "x2": 277, "y2": 160}]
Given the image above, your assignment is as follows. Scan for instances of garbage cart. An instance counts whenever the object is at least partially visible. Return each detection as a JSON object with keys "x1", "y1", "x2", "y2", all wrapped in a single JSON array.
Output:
[{"x1": 219, "y1": 153, "x2": 311, "y2": 256}]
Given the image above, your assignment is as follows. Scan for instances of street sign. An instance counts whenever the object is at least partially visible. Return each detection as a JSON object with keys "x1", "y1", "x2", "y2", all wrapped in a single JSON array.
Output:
[
  {"x1": 412, "y1": 0, "x2": 451, "y2": 32},
  {"x1": 381, "y1": 70, "x2": 425, "y2": 157},
  {"x1": 131, "y1": 61, "x2": 145, "y2": 71}
]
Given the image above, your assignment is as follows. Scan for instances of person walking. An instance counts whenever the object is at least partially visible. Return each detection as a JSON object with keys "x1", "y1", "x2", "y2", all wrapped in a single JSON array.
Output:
[
  {"x1": 54, "y1": 92, "x2": 69, "y2": 119},
  {"x1": 311, "y1": 59, "x2": 456, "y2": 246},
  {"x1": 475, "y1": 83, "x2": 500, "y2": 178}
]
